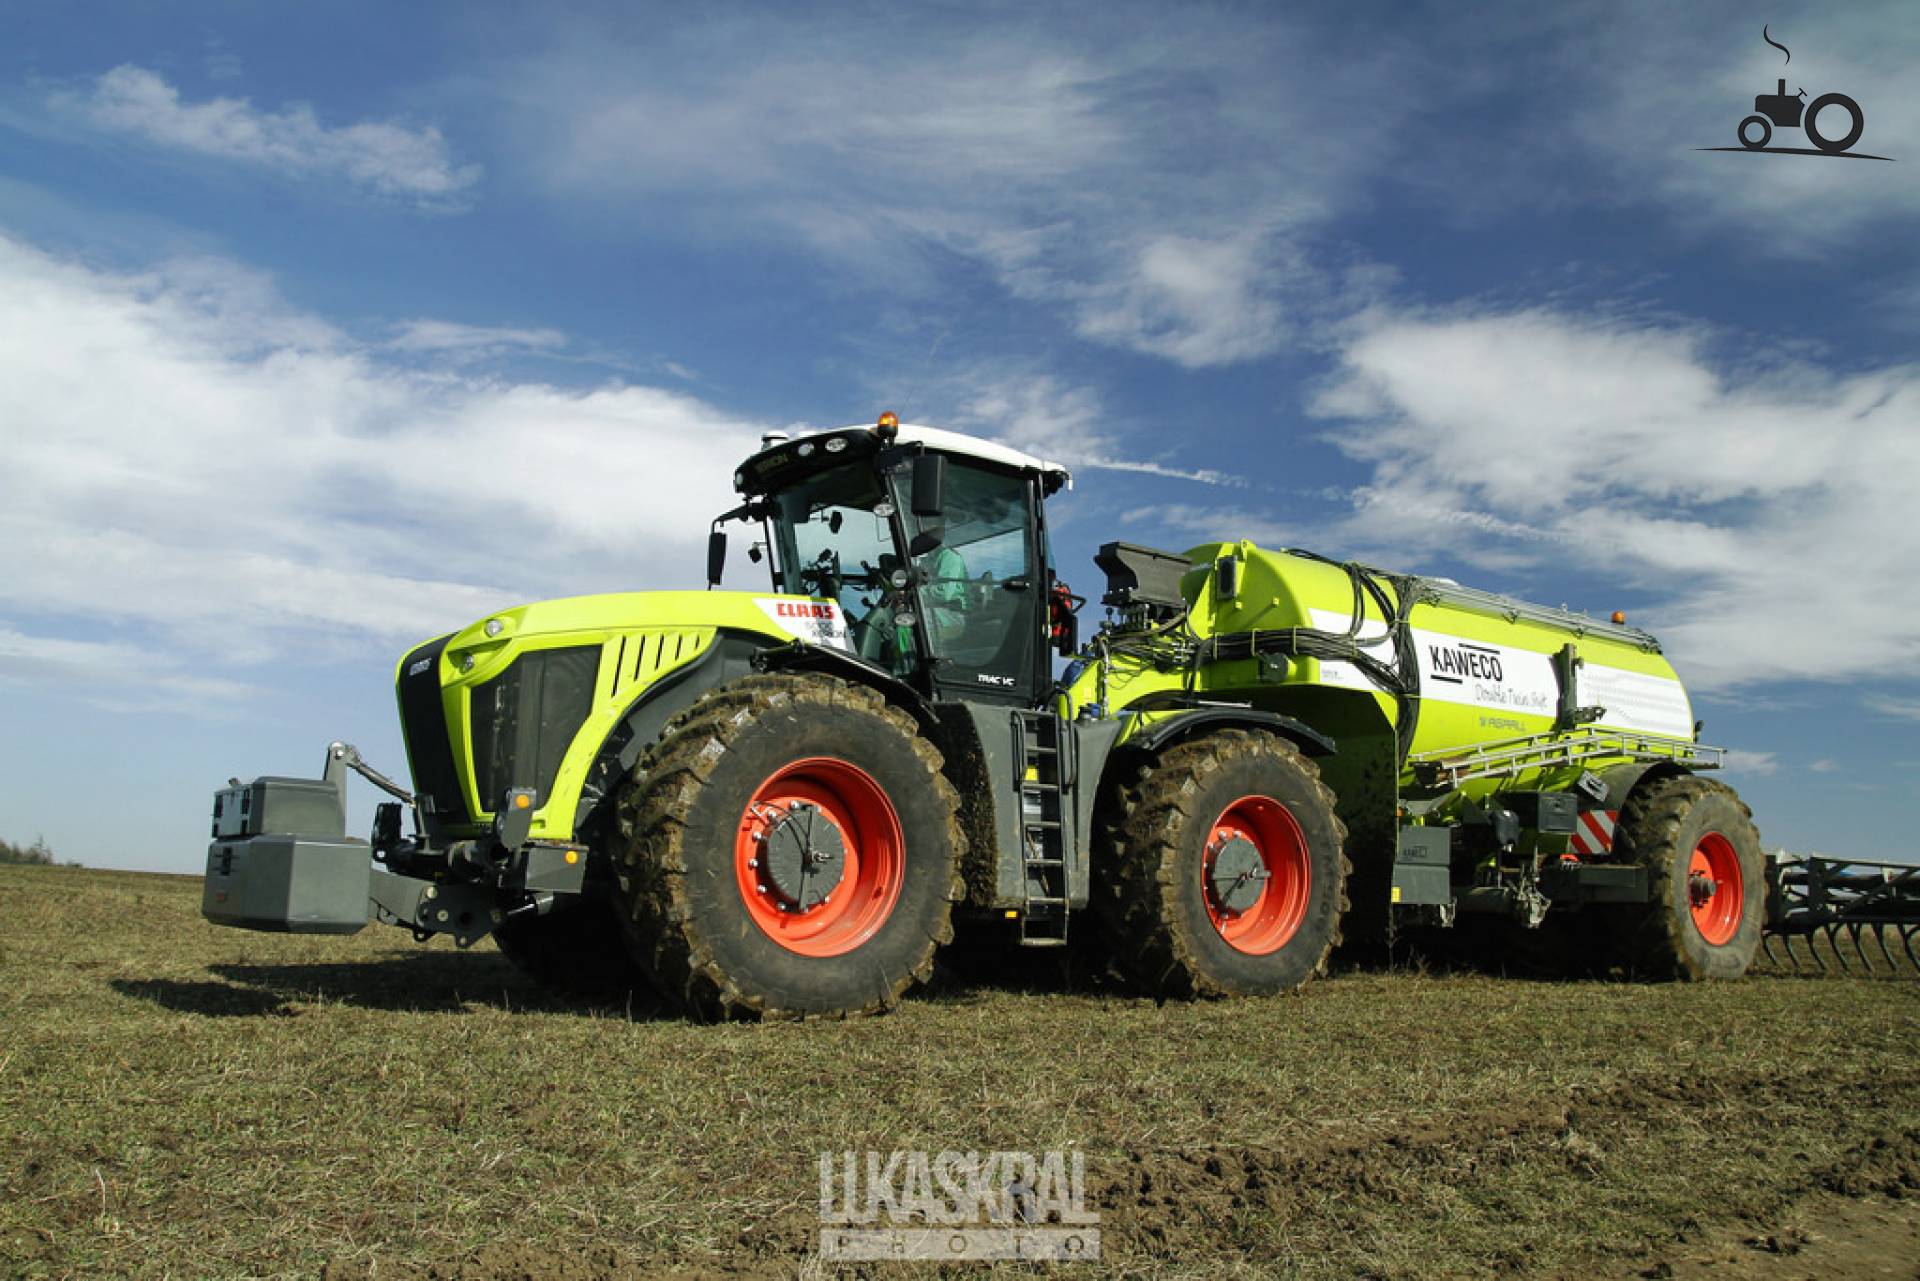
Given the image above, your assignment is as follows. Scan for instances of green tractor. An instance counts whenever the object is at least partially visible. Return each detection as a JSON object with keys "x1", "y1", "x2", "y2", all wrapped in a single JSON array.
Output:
[{"x1": 204, "y1": 413, "x2": 1764, "y2": 1017}]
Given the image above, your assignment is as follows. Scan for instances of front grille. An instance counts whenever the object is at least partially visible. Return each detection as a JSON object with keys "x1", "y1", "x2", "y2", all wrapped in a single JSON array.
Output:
[
  {"x1": 469, "y1": 645, "x2": 599, "y2": 815},
  {"x1": 396, "y1": 635, "x2": 471, "y2": 828}
]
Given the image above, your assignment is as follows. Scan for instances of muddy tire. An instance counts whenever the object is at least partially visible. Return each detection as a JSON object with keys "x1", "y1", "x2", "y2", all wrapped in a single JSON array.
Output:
[
  {"x1": 1095, "y1": 730, "x2": 1350, "y2": 997},
  {"x1": 1610, "y1": 774, "x2": 1764, "y2": 980},
  {"x1": 492, "y1": 899, "x2": 647, "y2": 998},
  {"x1": 612, "y1": 674, "x2": 963, "y2": 1020}
]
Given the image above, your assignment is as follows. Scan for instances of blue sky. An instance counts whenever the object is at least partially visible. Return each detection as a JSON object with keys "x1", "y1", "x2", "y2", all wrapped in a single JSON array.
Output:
[{"x1": 1, "y1": 2, "x2": 1916, "y2": 872}]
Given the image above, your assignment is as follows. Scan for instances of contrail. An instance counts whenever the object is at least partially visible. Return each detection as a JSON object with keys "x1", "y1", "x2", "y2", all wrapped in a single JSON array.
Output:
[{"x1": 1763, "y1": 25, "x2": 1791, "y2": 64}]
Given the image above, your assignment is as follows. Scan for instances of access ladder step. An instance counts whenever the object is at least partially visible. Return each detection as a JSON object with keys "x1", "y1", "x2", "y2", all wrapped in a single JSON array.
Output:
[{"x1": 1013, "y1": 708, "x2": 1072, "y2": 946}]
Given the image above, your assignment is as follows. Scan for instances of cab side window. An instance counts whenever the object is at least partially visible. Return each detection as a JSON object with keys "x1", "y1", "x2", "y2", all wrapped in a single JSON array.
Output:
[{"x1": 907, "y1": 463, "x2": 1039, "y2": 695}]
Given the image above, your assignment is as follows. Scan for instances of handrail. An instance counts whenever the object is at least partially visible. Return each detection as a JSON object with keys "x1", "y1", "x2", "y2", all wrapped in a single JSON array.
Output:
[{"x1": 1406, "y1": 727, "x2": 1722, "y2": 789}]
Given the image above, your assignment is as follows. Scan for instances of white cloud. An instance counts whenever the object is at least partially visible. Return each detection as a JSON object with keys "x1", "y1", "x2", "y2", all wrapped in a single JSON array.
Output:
[
  {"x1": 0, "y1": 232, "x2": 766, "y2": 694},
  {"x1": 1868, "y1": 695, "x2": 1920, "y2": 722},
  {"x1": 59, "y1": 66, "x2": 479, "y2": 206},
  {"x1": 1074, "y1": 235, "x2": 1290, "y2": 369},
  {"x1": 1722, "y1": 750, "x2": 1780, "y2": 777},
  {"x1": 1303, "y1": 306, "x2": 1920, "y2": 690},
  {"x1": 0, "y1": 626, "x2": 252, "y2": 712},
  {"x1": 507, "y1": 14, "x2": 1412, "y2": 367},
  {"x1": 1809, "y1": 758, "x2": 1841, "y2": 774},
  {"x1": 388, "y1": 319, "x2": 567, "y2": 357},
  {"x1": 202, "y1": 31, "x2": 244, "y2": 83},
  {"x1": 916, "y1": 370, "x2": 1231, "y2": 485}
]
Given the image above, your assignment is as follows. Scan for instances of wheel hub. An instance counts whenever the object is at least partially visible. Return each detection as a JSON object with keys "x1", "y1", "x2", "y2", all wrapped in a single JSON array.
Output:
[
  {"x1": 1687, "y1": 831, "x2": 1745, "y2": 947},
  {"x1": 1208, "y1": 835, "x2": 1269, "y2": 915},
  {"x1": 753, "y1": 802, "x2": 846, "y2": 911}
]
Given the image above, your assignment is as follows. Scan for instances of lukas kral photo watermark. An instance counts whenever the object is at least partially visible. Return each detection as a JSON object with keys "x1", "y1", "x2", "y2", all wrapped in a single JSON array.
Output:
[{"x1": 817, "y1": 1148, "x2": 1101, "y2": 1262}]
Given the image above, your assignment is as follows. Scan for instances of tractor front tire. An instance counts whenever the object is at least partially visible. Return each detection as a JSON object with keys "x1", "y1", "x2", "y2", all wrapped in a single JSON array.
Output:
[
  {"x1": 492, "y1": 899, "x2": 648, "y2": 999},
  {"x1": 1610, "y1": 774, "x2": 1764, "y2": 980},
  {"x1": 1097, "y1": 730, "x2": 1349, "y2": 998},
  {"x1": 612, "y1": 674, "x2": 963, "y2": 1020}
]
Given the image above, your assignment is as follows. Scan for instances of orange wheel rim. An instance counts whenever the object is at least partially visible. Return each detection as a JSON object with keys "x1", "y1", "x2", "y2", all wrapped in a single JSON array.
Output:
[
  {"x1": 1687, "y1": 831, "x2": 1744, "y2": 947},
  {"x1": 734, "y1": 757, "x2": 904, "y2": 957},
  {"x1": 1202, "y1": 795, "x2": 1311, "y2": 955}
]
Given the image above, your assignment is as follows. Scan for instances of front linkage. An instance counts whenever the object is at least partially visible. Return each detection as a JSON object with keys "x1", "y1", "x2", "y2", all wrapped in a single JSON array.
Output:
[{"x1": 202, "y1": 741, "x2": 586, "y2": 949}]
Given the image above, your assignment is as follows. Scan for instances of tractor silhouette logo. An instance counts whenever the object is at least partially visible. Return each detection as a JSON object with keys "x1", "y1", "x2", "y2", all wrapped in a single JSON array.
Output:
[{"x1": 1699, "y1": 27, "x2": 1892, "y2": 162}]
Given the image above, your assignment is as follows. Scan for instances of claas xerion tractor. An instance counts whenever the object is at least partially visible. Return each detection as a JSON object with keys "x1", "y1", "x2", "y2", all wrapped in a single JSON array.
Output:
[{"x1": 203, "y1": 413, "x2": 1764, "y2": 1017}]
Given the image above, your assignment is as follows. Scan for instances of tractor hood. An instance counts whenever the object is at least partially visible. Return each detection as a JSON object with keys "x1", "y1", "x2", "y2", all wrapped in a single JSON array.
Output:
[
  {"x1": 393, "y1": 589, "x2": 854, "y2": 842},
  {"x1": 423, "y1": 589, "x2": 851, "y2": 686}
]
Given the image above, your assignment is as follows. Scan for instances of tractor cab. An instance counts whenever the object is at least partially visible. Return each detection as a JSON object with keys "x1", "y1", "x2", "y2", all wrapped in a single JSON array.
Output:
[{"x1": 712, "y1": 414, "x2": 1072, "y2": 707}]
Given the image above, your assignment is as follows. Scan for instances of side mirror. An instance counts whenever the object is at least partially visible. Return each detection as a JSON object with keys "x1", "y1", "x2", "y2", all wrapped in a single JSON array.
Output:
[
  {"x1": 908, "y1": 526, "x2": 945, "y2": 557},
  {"x1": 706, "y1": 529, "x2": 727, "y2": 587},
  {"x1": 912, "y1": 454, "x2": 947, "y2": 519},
  {"x1": 1055, "y1": 610, "x2": 1078, "y2": 658}
]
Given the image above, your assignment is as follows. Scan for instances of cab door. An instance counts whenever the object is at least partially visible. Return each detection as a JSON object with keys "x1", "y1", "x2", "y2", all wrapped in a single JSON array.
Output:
[{"x1": 903, "y1": 461, "x2": 1048, "y2": 707}]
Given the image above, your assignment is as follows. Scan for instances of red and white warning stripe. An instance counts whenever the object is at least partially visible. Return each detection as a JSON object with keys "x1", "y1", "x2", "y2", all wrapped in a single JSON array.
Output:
[{"x1": 1570, "y1": 809, "x2": 1618, "y2": 857}]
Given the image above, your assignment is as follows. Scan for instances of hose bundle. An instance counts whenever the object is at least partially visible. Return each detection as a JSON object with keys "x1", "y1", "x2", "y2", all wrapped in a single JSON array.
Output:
[{"x1": 1102, "y1": 552, "x2": 1430, "y2": 762}]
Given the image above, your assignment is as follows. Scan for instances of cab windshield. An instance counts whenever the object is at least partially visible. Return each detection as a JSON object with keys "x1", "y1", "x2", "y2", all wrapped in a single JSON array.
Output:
[
  {"x1": 768, "y1": 464, "x2": 907, "y2": 665},
  {"x1": 766, "y1": 456, "x2": 1041, "y2": 697}
]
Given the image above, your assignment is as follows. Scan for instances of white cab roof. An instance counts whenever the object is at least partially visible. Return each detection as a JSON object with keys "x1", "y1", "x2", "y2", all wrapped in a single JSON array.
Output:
[{"x1": 832, "y1": 422, "x2": 1071, "y2": 487}]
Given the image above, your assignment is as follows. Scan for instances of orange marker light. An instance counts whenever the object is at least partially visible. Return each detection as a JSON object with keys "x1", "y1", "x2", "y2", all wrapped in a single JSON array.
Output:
[
  {"x1": 514, "y1": 794, "x2": 532, "y2": 810},
  {"x1": 565, "y1": 850, "x2": 579, "y2": 865},
  {"x1": 877, "y1": 411, "x2": 899, "y2": 429},
  {"x1": 1611, "y1": 611, "x2": 1627, "y2": 624}
]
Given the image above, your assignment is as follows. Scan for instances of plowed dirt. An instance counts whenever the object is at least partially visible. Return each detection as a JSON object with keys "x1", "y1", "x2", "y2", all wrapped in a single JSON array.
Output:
[{"x1": 3, "y1": 864, "x2": 1915, "y2": 1279}]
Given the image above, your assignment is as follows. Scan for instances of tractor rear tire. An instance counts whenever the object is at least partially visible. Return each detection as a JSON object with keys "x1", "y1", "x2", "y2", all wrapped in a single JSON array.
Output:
[
  {"x1": 1608, "y1": 774, "x2": 1764, "y2": 979},
  {"x1": 612, "y1": 674, "x2": 963, "y2": 1020},
  {"x1": 1804, "y1": 92, "x2": 1864, "y2": 154},
  {"x1": 1096, "y1": 730, "x2": 1349, "y2": 998},
  {"x1": 492, "y1": 899, "x2": 648, "y2": 999}
]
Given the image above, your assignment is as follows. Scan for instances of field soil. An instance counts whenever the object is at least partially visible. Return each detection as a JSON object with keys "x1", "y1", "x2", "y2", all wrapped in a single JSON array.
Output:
[{"x1": 2, "y1": 864, "x2": 1916, "y2": 1279}]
